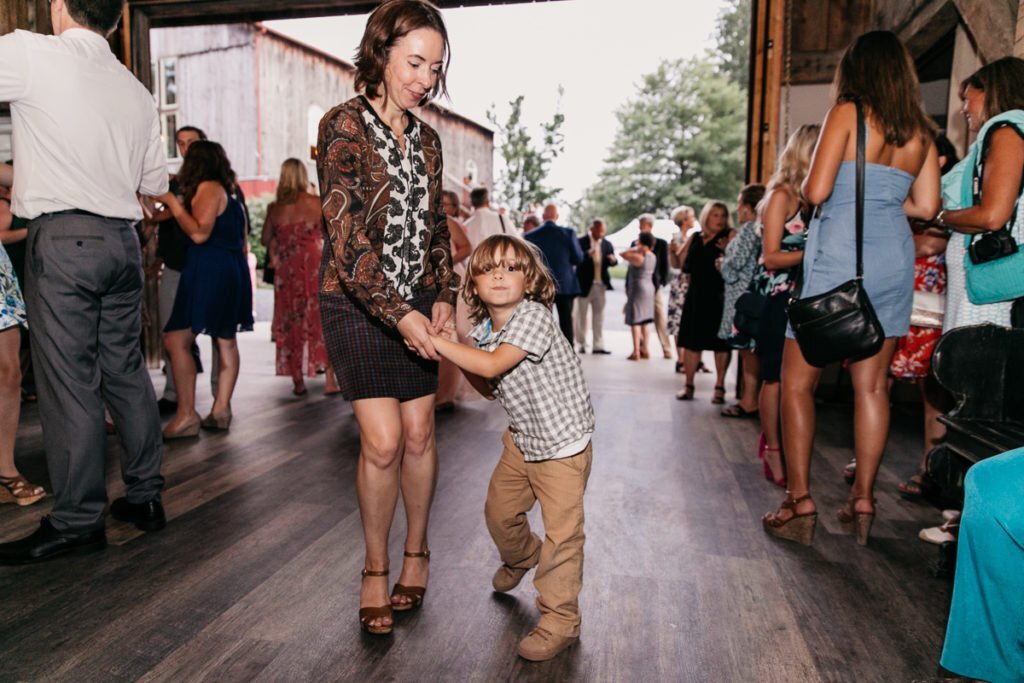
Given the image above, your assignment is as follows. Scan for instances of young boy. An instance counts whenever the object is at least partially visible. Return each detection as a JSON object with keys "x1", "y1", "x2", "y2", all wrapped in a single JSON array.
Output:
[{"x1": 430, "y1": 234, "x2": 595, "y2": 662}]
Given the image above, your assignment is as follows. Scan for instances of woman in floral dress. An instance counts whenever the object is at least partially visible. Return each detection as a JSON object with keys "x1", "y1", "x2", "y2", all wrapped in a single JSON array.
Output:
[
  {"x1": 262, "y1": 159, "x2": 339, "y2": 397},
  {"x1": 0, "y1": 239, "x2": 44, "y2": 506}
]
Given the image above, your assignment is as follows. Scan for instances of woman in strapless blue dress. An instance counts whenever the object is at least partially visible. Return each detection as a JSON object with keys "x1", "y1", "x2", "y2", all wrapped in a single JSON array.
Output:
[{"x1": 762, "y1": 31, "x2": 941, "y2": 547}]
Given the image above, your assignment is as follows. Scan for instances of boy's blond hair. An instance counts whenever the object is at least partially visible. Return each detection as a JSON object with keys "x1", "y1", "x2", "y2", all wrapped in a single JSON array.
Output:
[{"x1": 462, "y1": 235, "x2": 556, "y2": 324}]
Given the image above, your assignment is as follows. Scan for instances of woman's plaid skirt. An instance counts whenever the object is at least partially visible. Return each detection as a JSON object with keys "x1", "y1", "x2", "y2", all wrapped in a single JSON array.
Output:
[{"x1": 320, "y1": 289, "x2": 438, "y2": 402}]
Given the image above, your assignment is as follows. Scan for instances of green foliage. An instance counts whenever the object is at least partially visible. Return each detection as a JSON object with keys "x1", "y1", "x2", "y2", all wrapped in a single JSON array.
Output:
[
  {"x1": 714, "y1": 0, "x2": 751, "y2": 89},
  {"x1": 581, "y1": 57, "x2": 747, "y2": 231},
  {"x1": 245, "y1": 193, "x2": 274, "y2": 267},
  {"x1": 487, "y1": 89, "x2": 566, "y2": 219}
]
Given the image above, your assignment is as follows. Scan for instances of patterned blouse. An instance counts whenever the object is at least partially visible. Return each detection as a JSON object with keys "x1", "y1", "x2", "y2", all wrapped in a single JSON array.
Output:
[
  {"x1": 316, "y1": 95, "x2": 460, "y2": 327},
  {"x1": 752, "y1": 208, "x2": 808, "y2": 298}
]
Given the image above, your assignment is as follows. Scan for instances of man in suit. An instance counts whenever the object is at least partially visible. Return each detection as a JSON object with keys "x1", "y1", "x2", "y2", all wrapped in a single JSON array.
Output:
[
  {"x1": 574, "y1": 219, "x2": 617, "y2": 354},
  {"x1": 524, "y1": 204, "x2": 584, "y2": 342},
  {"x1": 636, "y1": 214, "x2": 672, "y2": 359}
]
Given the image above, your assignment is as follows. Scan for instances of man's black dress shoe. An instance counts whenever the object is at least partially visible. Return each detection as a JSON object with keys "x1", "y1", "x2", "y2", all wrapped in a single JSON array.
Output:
[
  {"x1": 157, "y1": 398, "x2": 178, "y2": 414},
  {"x1": 592, "y1": 349, "x2": 612, "y2": 355},
  {"x1": 0, "y1": 517, "x2": 106, "y2": 565},
  {"x1": 110, "y1": 497, "x2": 166, "y2": 531}
]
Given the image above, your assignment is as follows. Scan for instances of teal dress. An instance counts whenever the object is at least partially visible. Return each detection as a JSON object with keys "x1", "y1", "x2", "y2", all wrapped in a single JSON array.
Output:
[{"x1": 940, "y1": 447, "x2": 1024, "y2": 683}]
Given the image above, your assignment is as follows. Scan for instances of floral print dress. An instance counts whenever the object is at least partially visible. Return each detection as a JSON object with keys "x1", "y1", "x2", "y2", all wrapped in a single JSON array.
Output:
[
  {"x1": 273, "y1": 219, "x2": 329, "y2": 380},
  {"x1": 0, "y1": 242, "x2": 27, "y2": 331},
  {"x1": 890, "y1": 222, "x2": 947, "y2": 380}
]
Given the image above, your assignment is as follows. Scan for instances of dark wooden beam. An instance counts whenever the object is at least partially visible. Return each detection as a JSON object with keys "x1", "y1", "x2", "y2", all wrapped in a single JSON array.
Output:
[{"x1": 127, "y1": 0, "x2": 565, "y2": 28}]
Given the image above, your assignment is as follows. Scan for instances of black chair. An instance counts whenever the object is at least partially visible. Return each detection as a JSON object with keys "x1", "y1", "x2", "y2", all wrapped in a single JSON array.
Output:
[{"x1": 931, "y1": 323, "x2": 1024, "y2": 463}]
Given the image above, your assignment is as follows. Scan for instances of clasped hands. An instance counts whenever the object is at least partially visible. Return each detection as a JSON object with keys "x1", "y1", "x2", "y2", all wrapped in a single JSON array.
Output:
[{"x1": 397, "y1": 302, "x2": 455, "y2": 361}]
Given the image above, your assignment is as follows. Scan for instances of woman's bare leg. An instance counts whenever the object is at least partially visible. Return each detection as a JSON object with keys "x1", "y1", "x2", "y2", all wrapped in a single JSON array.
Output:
[
  {"x1": 846, "y1": 339, "x2": 898, "y2": 514},
  {"x1": 777, "y1": 339, "x2": 822, "y2": 518},
  {"x1": 212, "y1": 337, "x2": 239, "y2": 417},
  {"x1": 351, "y1": 397, "x2": 406, "y2": 629},
  {"x1": 0, "y1": 327, "x2": 23, "y2": 478},
  {"x1": 393, "y1": 393, "x2": 438, "y2": 607},
  {"x1": 164, "y1": 329, "x2": 199, "y2": 428},
  {"x1": 739, "y1": 349, "x2": 760, "y2": 412}
]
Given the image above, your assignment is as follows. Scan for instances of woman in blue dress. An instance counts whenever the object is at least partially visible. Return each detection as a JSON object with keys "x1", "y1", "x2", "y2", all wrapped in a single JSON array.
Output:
[
  {"x1": 762, "y1": 31, "x2": 941, "y2": 546},
  {"x1": 158, "y1": 141, "x2": 253, "y2": 438}
]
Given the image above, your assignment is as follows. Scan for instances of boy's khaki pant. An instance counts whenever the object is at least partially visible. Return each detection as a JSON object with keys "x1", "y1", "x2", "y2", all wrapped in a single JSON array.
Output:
[{"x1": 484, "y1": 430, "x2": 593, "y2": 637}]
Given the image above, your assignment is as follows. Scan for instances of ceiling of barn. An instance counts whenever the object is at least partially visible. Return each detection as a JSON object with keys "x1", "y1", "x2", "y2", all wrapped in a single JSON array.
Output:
[{"x1": 127, "y1": 0, "x2": 565, "y2": 27}]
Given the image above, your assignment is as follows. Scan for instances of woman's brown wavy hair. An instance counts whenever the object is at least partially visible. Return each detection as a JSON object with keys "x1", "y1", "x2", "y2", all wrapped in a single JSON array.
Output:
[
  {"x1": 355, "y1": 0, "x2": 450, "y2": 105},
  {"x1": 462, "y1": 235, "x2": 556, "y2": 325},
  {"x1": 176, "y1": 140, "x2": 237, "y2": 209},
  {"x1": 960, "y1": 57, "x2": 1024, "y2": 122},
  {"x1": 832, "y1": 31, "x2": 934, "y2": 146}
]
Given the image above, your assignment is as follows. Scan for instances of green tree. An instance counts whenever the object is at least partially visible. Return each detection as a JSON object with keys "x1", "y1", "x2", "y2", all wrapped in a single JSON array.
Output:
[
  {"x1": 487, "y1": 90, "x2": 566, "y2": 218},
  {"x1": 582, "y1": 57, "x2": 747, "y2": 231},
  {"x1": 714, "y1": 0, "x2": 752, "y2": 89}
]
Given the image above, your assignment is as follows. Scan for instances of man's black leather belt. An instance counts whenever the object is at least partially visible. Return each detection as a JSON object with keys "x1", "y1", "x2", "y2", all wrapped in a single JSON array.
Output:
[{"x1": 43, "y1": 208, "x2": 111, "y2": 219}]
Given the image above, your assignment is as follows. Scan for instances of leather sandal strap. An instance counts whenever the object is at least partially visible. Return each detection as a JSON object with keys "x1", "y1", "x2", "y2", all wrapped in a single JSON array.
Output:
[
  {"x1": 404, "y1": 549, "x2": 431, "y2": 560},
  {"x1": 361, "y1": 568, "x2": 389, "y2": 578},
  {"x1": 782, "y1": 493, "x2": 812, "y2": 509}
]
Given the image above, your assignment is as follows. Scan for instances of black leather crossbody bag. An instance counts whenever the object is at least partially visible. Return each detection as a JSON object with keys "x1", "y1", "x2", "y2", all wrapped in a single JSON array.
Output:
[{"x1": 787, "y1": 101, "x2": 885, "y2": 368}]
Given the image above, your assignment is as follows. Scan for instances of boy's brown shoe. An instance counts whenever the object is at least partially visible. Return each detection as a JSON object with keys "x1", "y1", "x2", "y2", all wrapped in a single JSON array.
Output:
[
  {"x1": 517, "y1": 627, "x2": 578, "y2": 661},
  {"x1": 492, "y1": 556, "x2": 538, "y2": 592}
]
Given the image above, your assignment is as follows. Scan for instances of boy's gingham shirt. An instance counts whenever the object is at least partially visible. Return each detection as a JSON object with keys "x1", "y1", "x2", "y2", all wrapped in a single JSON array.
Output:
[{"x1": 470, "y1": 299, "x2": 595, "y2": 461}]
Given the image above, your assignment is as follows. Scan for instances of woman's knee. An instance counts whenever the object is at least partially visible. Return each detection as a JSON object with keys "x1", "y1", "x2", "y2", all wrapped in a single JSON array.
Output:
[
  {"x1": 361, "y1": 431, "x2": 404, "y2": 469},
  {"x1": 0, "y1": 354, "x2": 20, "y2": 390},
  {"x1": 403, "y1": 418, "x2": 435, "y2": 458}
]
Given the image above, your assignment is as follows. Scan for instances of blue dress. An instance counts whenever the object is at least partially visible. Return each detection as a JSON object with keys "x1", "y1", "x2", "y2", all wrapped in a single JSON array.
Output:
[
  {"x1": 791, "y1": 161, "x2": 915, "y2": 338},
  {"x1": 165, "y1": 196, "x2": 254, "y2": 339},
  {"x1": 940, "y1": 447, "x2": 1024, "y2": 683}
]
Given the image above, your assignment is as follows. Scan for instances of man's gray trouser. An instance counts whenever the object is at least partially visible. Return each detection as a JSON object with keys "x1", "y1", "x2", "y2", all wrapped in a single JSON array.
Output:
[{"x1": 26, "y1": 213, "x2": 164, "y2": 532}]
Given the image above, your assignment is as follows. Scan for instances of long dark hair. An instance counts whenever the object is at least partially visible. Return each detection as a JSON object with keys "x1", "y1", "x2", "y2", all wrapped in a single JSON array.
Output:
[
  {"x1": 355, "y1": 0, "x2": 450, "y2": 105},
  {"x1": 832, "y1": 31, "x2": 934, "y2": 146},
  {"x1": 176, "y1": 141, "x2": 237, "y2": 208}
]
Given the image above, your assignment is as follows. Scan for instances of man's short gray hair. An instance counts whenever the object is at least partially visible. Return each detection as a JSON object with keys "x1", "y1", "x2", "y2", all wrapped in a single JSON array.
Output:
[{"x1": 638, "y1": 213, "x2": 656, "y2": 226}]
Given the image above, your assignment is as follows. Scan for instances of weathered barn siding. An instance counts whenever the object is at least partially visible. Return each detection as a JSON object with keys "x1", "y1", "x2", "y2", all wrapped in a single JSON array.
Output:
[
  {"x1": 152, "y1": 23, "x2": 493, "y2": 199},
  {"x1": 418, "y1": 105, "x2": 494, "y2": 199},
  {"x1": 151, "y1": 25, "x2": 260, "y2": 178},
  {"x1": 254, "y1": 28, "x2": 356, "y2": 188}
]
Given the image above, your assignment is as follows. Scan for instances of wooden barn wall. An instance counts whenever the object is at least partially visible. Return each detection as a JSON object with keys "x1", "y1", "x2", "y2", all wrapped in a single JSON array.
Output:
[
  {"x1": 255, "y1": 31, "x2": 356, "y2": 190},
  {"x1": 151, "y1": 25, "x2": 260, "y2": 178},
  {"x1": 417, "y1": 107, "x2": 494, "y2": 200}
]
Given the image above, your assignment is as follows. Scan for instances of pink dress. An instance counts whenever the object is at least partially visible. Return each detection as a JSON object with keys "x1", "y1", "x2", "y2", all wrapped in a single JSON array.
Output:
[{"x1": 273, "y1": 220, "x2": 328, "y2": 380}]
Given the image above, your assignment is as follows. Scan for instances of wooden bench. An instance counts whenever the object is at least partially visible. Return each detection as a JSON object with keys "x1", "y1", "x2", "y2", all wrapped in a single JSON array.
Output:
[{"x1": 931, "y1": 323, "x2": 1024, "y2": 464}]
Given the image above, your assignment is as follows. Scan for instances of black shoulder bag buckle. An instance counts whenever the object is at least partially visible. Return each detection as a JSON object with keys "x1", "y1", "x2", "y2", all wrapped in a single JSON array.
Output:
[{"x1": 787, "y1": 100, "x2": 885, "y2": 368}]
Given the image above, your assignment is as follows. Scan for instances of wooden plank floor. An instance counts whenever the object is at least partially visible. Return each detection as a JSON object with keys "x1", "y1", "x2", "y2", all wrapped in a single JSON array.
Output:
[{"x1": 0, "y1": 300, "x2": 953, "y2": 682}]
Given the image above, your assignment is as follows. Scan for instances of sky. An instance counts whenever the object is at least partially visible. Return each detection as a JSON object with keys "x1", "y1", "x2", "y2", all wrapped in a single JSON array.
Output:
[{"x1": 264, "y1": 0, "x2": 725, "y2": 204}]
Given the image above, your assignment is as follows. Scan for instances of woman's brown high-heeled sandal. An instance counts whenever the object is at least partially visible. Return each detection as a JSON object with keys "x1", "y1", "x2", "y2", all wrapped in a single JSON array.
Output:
[
  {"x1": 762, "y1": 493, "x2": 817, "y2": 546},
  {"x1": 359, "y1": 568, "x2": 393, "y2": 635},
  {"x1": 0, "y1": 475, "x2": 46, "y2": 506},
  {"x1": 675, "y1": 384, "x2": 695, "y2": 401},
  {"x1": 837, "y1": 495, "x2": 876, "y2": 546},
  {"x1": 711, "y1": 385, "x2": 726, "y2": 404},
  {"x1": 390, "y1": 549, "x2": 430, "y2": 612}
]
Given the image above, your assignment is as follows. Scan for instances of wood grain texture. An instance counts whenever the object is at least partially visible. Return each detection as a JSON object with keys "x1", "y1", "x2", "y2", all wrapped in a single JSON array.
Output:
[{"x1": 0, "y1": 312, "x2": 953, "y2": 681}]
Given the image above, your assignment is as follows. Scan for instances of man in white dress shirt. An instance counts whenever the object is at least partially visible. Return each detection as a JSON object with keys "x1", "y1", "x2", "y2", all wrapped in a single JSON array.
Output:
[
  {"x1": 463, "y1": 188, "x2": 511, "y2": 248},
  {"x1": 0, "y1": 0, "x2": 169, "y2": 564}
]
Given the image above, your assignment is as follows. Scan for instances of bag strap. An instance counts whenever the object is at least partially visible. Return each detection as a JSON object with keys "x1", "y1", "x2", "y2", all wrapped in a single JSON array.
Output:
[
  {"x1": 498, "y1": 213, "x2": 508, "y2": 234},
  {"x1": 855, "y1": 100, "x2": 865, "y2": 279},
  {"x1": 968, "y1": 120, "x2": 1024, "y2": 248}
]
